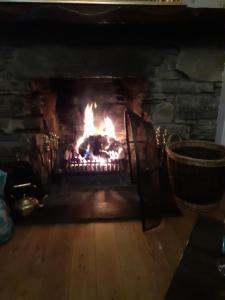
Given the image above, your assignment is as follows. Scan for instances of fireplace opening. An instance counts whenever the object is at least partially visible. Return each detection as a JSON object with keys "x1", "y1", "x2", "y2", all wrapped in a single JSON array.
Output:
[
  {"x1": 53, "y1": 78, "x2": 128, "y2": 177},
  {"x1": 16, "y1": 77, "x2": 150, "y2": 223},
  {"x1": 35, "y1": 78, "x2": 147, "y2": 183}
]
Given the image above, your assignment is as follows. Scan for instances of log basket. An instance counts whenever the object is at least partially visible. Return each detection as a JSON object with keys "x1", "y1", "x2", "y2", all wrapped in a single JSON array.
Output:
[{"x1": 165, "y1": 137, "x2": 225, "y2": 211}]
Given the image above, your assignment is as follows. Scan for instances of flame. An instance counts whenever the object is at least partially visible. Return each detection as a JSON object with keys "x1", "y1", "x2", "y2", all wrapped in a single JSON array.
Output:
[
  {"x1": 75, "y1": 102, "x2": 118, "y2": 162},
  {"x1": 104, "y1": 117, "x2": 116, "y2": 140},
  {"x1": 76, "y1": 103, "x2": 96, "y2": 153},
  {"x1": 84, "y1": 103, "x2": 96, "y2": 137}
]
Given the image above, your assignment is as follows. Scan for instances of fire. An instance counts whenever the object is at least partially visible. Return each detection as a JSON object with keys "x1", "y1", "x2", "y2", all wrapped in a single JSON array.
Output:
[
  {"x1": 104, "y1": 117, "x2": 116, "y2": 140},
  {"x1": 75, "y1": 103, "x2": 96, "y2": 153},
  {"x1": 74, "y1": 102, "x2": 122, "y2": 166},
  {"x1": 84, "y1": 103, "x2": 96, "y2": 137}
]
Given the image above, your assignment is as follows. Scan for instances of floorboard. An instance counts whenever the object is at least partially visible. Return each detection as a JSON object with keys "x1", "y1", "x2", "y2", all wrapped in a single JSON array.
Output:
[{"x1": 0, "y1": 201, "x2": 224, "y2": 300}]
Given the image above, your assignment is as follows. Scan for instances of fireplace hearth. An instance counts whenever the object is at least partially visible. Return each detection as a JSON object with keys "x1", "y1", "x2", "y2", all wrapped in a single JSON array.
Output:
[{"x1": 4, "y1": 76, "x2": 150, "y2": 225}]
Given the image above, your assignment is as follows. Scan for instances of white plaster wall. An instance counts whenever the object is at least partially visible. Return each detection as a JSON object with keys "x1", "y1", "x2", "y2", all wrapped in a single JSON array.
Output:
[
  {"x1": 216, "y1": 69, "x2": 225, "y2": 144},
  {"x1": 184, "y1": 0, "x2": 225, "y2": 8}
]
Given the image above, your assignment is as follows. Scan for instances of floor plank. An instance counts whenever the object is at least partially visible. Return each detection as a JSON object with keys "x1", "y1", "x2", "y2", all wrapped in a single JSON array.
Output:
[
  {"x1": 0, "y1": 226, "x2": 33, "y2": 299},
  {"x1": 0, "y1": 202, "x2": 224, "y2": 300},
  {"x1": 115, "y1": 222, "x2": 157, "y2": 300},
  {"x1": 95, "y1": 222, "x2": 126, "y2": 300},
  {"x1": 68, "y1": 223, "x2": 97, "y2": 300},
  {"x1": 38, "y1": 224, "x2": 74, "y2": 300},
  {"x1": 11, "y1": 226, "x2": 52, "y2": 300}
]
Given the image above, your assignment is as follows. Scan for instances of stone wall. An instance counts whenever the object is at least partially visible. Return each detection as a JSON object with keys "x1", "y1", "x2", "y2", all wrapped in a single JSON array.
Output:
[
  {"x1": 142, "y1": 47, "x2": 225, "y2": 140},
  {"x1": 0, "y1": 47, "x2": 57, "y2": 173},
  {"x1": 0, "y1": 43, "x2": 224, "y2": 165},
  {"x1": 0, "y1": 47, "x2": 35, "y2": 162}
]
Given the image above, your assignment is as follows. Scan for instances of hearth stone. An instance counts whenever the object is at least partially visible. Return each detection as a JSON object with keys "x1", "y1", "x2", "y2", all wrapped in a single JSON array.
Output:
[{"x1": 13, "y1": 185, "x2": 141, "y2": 224}]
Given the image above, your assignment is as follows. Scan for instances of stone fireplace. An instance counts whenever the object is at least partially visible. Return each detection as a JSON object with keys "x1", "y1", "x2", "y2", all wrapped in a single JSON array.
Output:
[
  {"x1": 0, "y1": 42, "x2": 224, "y2": 174},
  {"x1": 0, "y1": 2, "x2": 225, "y2": 224}
]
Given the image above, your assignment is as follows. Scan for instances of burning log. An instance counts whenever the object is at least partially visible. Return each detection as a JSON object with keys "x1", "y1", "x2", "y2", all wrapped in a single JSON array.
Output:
[
  {"x1": 78, "y1": 135, "x2": 123, "y2": 160},
  {"x1": 61, "y1": 102, "x2": 126, "y2": 173}
]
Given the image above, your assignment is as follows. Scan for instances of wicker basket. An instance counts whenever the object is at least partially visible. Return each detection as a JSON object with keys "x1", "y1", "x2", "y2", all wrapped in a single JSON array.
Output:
[{"x1": 166, "y1": 139, "x2": 225, "y2": 210}]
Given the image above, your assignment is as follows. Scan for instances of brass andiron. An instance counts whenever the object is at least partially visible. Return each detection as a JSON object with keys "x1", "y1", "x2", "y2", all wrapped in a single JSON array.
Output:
[
  {"x1": 42, "y1": 133, "x2": 59, "y2": 175},
  {"x1": 155, "y1": 126, "x2": 168, "y2": 165}
]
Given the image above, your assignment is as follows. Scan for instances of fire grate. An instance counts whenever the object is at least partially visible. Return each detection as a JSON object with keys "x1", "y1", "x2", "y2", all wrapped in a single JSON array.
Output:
[{"x1": 67, "y1": 159, "x2": 121, "y2": 174}]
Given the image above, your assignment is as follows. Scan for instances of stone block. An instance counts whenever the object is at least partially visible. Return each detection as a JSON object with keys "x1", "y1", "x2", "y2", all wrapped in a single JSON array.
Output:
[
  {"x1": 175, "y1": 119, "x2": 197, "y2": 125},
  {"x1": 176, "y1": 47, "x2": 225, "y2": 82},
  {"x1": 166, "y1": 54, "x2": 178, "y2": 71},
  {"x1": 0, "y1": 132, "x2": 35, "y2": 161},
  {"x1": 154, "y1": 70, "x2": 182, "y2": 80},
  {"x1": 0, "y1": 117, "x2": 43, "y2": 133},
  {"x1": 0, "y1": 76, "x2": 31, "y2": 93},
  {"x1": 11, "y1": 46, "x2": 166, "y2": 78},
  {"x1": 0, "y1": 142, "x2": 22, "y2": 160},
  {"x1": 176, "y1": 95, "x2": 219, "y2": 120},
  {"x1": 215, "y1": 87, "x2": 222, "y2": 97},
  {"x1": 0, "y1": 133, "x2": 22, "y2": 142},
  {"x1": 0, "y1": 47, "x2": 14, "y2": 67},
  {"x1": 0, "y1": 94, "x2": 44, "y2": 118},
  {"x1": 144, "y1": 93, "x2": 167, "y2": 101},
  {"x1": 151, "y1": 102, "x2": 174, "y2": 123},
  {"x1": 0, "y1": 95, "x2": 31, "y2": 117},
  {"x1": 145, "y1": 93, "x2": 176, "y2": 103},
  {"x1": 155, "y1": 54, "x2": 183, "y2": 80},
  {"x1": 22, "y1": 117, "x2": 44, "y2": 131},
  {"x1": 160, "y1": 124, "x2": 190, "y2": 139},
  {"x1": 0, "y1": 119, "x2": 24, "y2": 134},
  {"x1": 190, "y1": 124, "x2": 217, "y2": 141},
  {"x1": 216, "y1": 82, "x2": 222, "y2": 88},
  {"x1": 150, "y1": 80, "x2": 214, "y2": 94},
  {"x1": 198, "y1": 119, "x2": 217, "y2": 125}
]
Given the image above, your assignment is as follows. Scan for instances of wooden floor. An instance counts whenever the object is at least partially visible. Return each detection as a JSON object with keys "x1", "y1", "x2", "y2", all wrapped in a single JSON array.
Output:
[{"x1": 0, "y1": 201, "x2": 224, "y2": 300}]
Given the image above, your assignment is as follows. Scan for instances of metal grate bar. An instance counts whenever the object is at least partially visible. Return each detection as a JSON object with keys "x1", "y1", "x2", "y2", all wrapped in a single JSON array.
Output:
[{"x1": 68, "y1": 159, "x2": 121, "y2": 173}]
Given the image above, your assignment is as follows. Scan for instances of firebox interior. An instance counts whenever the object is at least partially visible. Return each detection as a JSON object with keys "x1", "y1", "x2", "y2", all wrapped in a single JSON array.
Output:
[
  {"x1": 30, "y1": 78, "x2": 147, "y2": 222},
  {"x1": 51, "y1": 78, "x2": 128, "y2": 175}
]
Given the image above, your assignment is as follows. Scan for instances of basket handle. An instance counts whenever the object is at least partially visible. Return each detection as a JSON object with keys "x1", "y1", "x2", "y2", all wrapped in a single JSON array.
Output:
[{"x1": 166, "y1": 134, "x2": 182, "y2": 147}]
